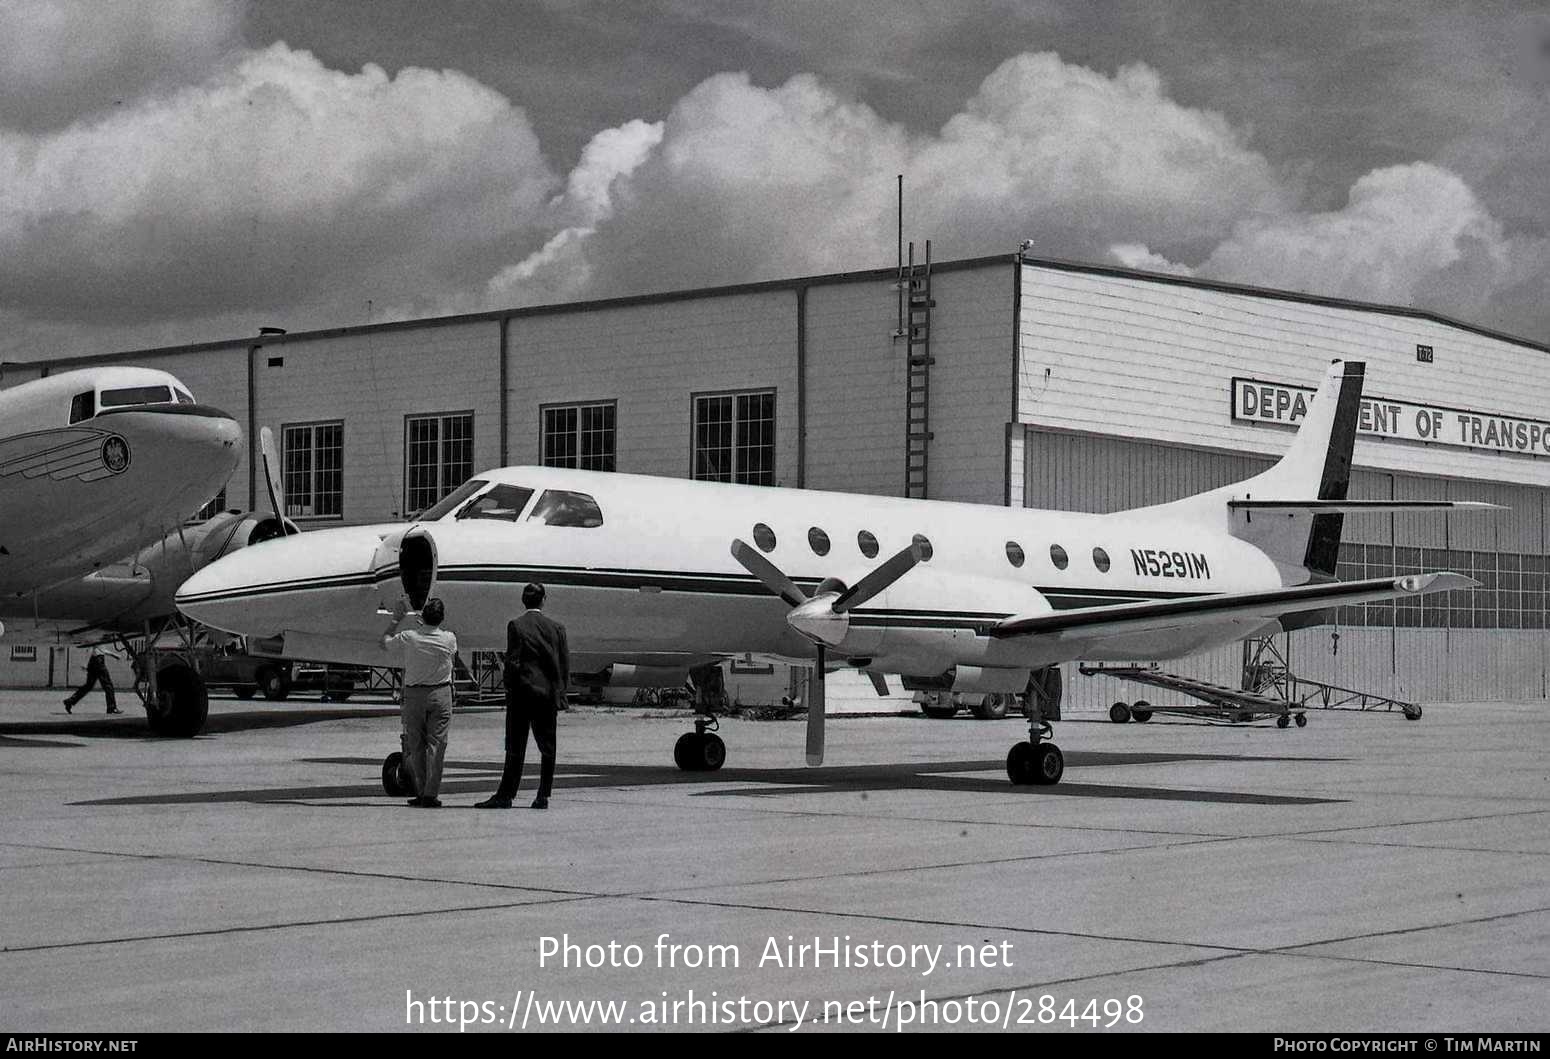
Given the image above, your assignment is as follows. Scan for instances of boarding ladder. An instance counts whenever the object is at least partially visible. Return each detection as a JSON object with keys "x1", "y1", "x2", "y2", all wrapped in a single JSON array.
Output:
[{"x1": 896, "y1": 240, "x2": 934, "y2": 499}]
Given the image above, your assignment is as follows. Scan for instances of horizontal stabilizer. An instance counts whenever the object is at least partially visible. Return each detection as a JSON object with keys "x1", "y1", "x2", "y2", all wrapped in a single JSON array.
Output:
[
  {"x1": 1228, "y1": 500, "x2": 1503, "y2": 514},
  {"x1": 991, "y1": 572, "x2": 1475, "y2": 641}
]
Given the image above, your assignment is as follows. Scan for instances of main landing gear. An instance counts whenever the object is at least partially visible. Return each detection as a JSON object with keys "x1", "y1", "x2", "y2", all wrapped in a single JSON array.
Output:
[
  {"x1": 1005, "y1": 701, "x2": 1064, "y2": 786},
  {"x1": 674, "y1": 714, "x2": 726, "y2": 772}
]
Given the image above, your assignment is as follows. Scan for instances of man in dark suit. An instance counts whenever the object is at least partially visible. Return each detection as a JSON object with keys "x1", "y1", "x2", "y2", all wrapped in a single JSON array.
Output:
[{"x1": 477, "y1": 582, "x2": 569, "y2": 810}]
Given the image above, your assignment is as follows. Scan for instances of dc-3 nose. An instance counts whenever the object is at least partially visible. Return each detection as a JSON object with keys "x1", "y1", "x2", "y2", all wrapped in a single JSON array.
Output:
[
  {"x1": 100, "y1": 404, "x2": 244, "y2": 515},
  {"x1": 176, "y1": 523, "x2": 389, "y2": 639}
]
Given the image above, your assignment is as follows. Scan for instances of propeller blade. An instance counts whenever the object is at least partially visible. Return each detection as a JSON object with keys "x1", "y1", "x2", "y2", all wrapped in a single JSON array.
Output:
[
  {"x1": 258, "y1": 426, "x2": 291, "y2": 533},
  {"x1": 730, "y1": 539, "x2": 806, "y2": 607},
  {"x1": 805, "y1": 643, "x2": 825, "y2": 766},
  {"x1": 832, "y1": 541, "x2": 923, "y2": 613}
]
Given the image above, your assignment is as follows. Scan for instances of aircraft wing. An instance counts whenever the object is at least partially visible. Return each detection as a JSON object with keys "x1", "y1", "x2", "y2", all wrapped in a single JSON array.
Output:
[{"x1": 990, "y1": 573, "x2": 1475, "y2": 641}]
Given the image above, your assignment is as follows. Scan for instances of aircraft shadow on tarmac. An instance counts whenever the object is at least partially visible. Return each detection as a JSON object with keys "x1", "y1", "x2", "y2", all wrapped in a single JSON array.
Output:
[
  {"x1": 0, "y1": 706, "x2": 402, "y2": 741},
  {"x1": 76, "y1": 750, "x2": 1345, "y2": 807}
]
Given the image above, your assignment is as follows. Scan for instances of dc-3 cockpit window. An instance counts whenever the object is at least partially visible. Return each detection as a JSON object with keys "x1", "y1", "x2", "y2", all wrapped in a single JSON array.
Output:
[
  {"x1": 175, "y1": 388, "x2": 195, "y2": 404},
  {"x1": 420, "y1": 479, "x2": 488, "y2": 520},
  {"x1": 68, "y1": 391, "x2": 95, "y2": 424},
  {"x1": 457, "y1": 484, "x2": 535, "y2": 522},
  {"x1": 99, "y1": 385, "x2": 174, "y2": 408},
  {"x1": 528, "y1": 489, "x2": 604, "y2": 528}
]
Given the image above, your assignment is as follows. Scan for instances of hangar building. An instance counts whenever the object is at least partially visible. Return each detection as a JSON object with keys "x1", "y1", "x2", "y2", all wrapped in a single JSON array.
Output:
[{"x1": 10, "y1": 251, "x2": 1547, "y2": 707}]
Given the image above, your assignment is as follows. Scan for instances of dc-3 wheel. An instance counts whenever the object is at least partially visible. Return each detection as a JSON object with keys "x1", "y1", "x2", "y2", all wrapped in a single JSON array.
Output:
[
  {"x1": 673, "y1": 732, "x2": 726, "y2": 772},
  {"x1": 1277, "y1": 714, "x2": 1291, "y2": 728},
  {"x1": 970, "y1": 693, "x2": 1011, "y2": 721},
  {"x1": 1007, "y1": 741, "x2": 1064, "y2": 786},
  {"x1": 257, "y1": 666, "x2": 291, "y2": 701},
  {"x1": 1131, "y1": 701, "x2": 1153, "y2": 723},
  {"x1": 1403, "y1": 705, "x2": 1423, "y2": 721},
  {"x1": 144, "y1": 664, "x2": 209, "y2": 738},
  {"x1": 1109, "y1": 701, "x2": 1132, "y2": 724},
  {"x1": 381, "y1": 752, "x2": 413, "y2": 797},
  {"x1": 1294, "y1": 713, "x2": 1307, "y2": 728}
]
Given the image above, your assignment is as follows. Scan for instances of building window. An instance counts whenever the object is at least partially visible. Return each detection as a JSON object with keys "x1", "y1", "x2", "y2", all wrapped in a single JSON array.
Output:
[
  {"x1": 405, "y1": 412, "x2": 474, "y2": 515},
  {"x1": 10, "y1": 645, "x2": 36, "y2": 662},
  {"x1": 693, "y1": 391, "x2": 775, "y2": 485},
  {"x1": 282, "y1": 421, "x2": 344, "y2": 519},
  {"x1": 189, "y1": 486, "x2": 229, "y2": 523},
  {"x1": 542, "y1": 402, "x2": 615, "y2": 471}
]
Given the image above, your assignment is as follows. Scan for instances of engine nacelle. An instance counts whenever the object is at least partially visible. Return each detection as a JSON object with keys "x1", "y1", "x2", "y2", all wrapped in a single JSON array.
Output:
[
  {"x1": 902, "y1": 665, "x2": 1031, "y2": 695},
  {"x1": 582, "y1": 663, "x2": 693, "y2": 688}
]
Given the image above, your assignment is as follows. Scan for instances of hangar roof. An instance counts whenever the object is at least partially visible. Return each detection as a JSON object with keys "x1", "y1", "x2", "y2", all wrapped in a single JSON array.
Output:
[{"x1": 9, "y1": 251, "x2": 1548, "y2": 371}]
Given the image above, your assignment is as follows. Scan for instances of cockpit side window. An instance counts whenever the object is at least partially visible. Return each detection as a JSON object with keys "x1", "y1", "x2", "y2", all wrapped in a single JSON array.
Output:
[
  {"x1": 420, "y1": 478, "x2": 487, "y2": 520},
  {"x1": 100, "y1": 385, "x2": 173, "y2": 408},
  {"x1": 175, "y1": 388, "x2": 195, "y2": 404},
  {"x1": 457, "y1": 484, "x2": 534, "y2": 522},
  {"x1": 68, "y1": 391, "x2": 95, "y2": 424},
  {"x1": 528, "y1": 489, "x2": 604, "y2": 528}
]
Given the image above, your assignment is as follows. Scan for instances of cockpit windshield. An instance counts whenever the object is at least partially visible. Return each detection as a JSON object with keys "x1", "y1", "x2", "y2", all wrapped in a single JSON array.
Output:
[
  {"x1": 419, "y1": 478, "x2": 487, "y2": 520},
  {"x1": 528, "y1": 489, "x2": 604, "y2": 528},
  {"x1": 457, "y1": 484, "x2": 534, "y2": 522},
  {"x1": 100, "y1": 385, "x2": 174, "y2": 408}
]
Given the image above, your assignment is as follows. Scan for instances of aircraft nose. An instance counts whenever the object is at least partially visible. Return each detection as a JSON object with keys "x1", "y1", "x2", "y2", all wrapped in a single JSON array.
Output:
[
  {"x1": 97, "y1": 403, "x2": 242, "y2": 512},
  {"x1": 176, "y1": 524, "x2": 384, "y2": 638}
]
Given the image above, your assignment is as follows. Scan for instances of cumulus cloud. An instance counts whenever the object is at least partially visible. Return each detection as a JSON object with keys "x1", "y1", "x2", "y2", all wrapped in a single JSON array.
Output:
[
  {"x1": 0, "y1": 42, "x2": 558, "y2": 325},
  {"x1": 1110, "y1": 162, "x2": 1547, "y2": 334},
  {"x1": 0, "y1": 0, "x2": 246, "y2": 129},
  {"x1": 493, "y1": 53, "x2": 1289, "y2": 305}
]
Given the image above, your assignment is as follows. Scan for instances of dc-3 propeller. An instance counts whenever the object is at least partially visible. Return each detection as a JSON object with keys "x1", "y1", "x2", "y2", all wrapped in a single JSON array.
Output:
[
  {"x1": 729, "y1": 538, "x2": 924, "y2": 766},
  {"x1": 257, "y1": 426, "x2": 296, "y2": 533}
]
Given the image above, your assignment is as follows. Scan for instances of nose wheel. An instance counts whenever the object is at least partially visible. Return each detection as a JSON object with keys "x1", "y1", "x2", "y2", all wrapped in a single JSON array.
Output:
[{"x1": 674, "y1": 715, "x2": 726, "y2": 772}]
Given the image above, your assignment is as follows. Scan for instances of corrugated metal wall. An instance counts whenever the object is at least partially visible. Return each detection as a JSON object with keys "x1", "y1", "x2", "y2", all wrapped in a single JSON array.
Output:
[{"x1": 1024, "y1": 428, "x2": 1549, "y2": 707}]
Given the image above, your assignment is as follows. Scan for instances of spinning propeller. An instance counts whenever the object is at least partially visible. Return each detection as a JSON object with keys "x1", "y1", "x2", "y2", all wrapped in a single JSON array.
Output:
[{"x1": 730, "y1": 538, "x2": 924, "y2": 765}]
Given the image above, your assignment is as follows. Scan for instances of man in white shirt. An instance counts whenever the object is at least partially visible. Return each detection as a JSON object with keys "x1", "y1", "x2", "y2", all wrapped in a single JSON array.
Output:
[{"x1": 381, "y1": 596, "x2": 459, "y2": 808}]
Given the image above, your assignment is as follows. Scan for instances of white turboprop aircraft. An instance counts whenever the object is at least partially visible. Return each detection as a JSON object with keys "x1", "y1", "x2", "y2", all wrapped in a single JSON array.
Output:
[
  {"x1": 177, "y1": 360, "x2": 1486, "y2": 785},
  {"x1": 0, "y1": 366, "x2": 241, "y2": 601}
]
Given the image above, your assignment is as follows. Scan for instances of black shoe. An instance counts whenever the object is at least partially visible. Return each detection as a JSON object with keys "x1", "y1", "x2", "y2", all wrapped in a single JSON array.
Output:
[
  {"x1": 475, "y1": 796, "x2": 513, "y2": 809},
  {"x1": 530, "y1": 797, "x2": 548, "y2": 810},
  {"x1": 417, "y1": 797, "x2": 442, "y2": 808},
  {"x1": 62, "y1": 699, "x2": 73, "y2": 714},
  {"x1": 106, "y1": 707, "x2": 122, "y2": 715},
  {"x1": 406, "y1": 797, "x2": 425, "y2": 806}
]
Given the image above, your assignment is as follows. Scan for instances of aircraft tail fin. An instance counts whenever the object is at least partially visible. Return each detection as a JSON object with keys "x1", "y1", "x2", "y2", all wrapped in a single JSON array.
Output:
[{"x1": 1239, "y1": 359, "x2": 1365, "y2": 576}]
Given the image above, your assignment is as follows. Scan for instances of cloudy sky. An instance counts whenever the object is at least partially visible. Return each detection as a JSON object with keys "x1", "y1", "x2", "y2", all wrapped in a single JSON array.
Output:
[{"x1": 2, "y1": 0, "x2": 1547, "y2": 361}]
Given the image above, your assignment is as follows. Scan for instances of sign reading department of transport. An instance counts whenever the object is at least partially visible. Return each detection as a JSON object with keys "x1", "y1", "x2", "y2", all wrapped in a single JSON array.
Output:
[{"x1": 1232, "y1": 378, "x2": 1550, "y2": 458}]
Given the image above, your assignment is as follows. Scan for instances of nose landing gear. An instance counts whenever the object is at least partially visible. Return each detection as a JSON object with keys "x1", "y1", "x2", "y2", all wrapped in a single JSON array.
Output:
[{"x1": 1006, "y1": 690, "x2": 1064, "y2": 785}]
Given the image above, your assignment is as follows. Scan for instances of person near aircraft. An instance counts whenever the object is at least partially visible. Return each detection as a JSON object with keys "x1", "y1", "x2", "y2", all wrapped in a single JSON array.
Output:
[
  {"x1": 478, "y1": 583, "x2": 570, "y2": 810},
  {"x1": 380, "y1": 596, "x2": 459, "y2": 808},
  {"x1": 64, "y1": 643, "x2": 122, "y2": 715}
]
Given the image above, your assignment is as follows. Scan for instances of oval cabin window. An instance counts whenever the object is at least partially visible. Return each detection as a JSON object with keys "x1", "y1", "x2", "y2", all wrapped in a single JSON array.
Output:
[
  {"x1": 857, "y1": 530, "x2": 879, "y2": 559},
  {"x1": 1093, "y1": 547, "x2": 1111, "y2": 573},
  {"x1": 753, "y1": 523, "x2": 777, "y2": 552},
  {"x1": 1050, "y1": 544, "x2": 1069, "y2": 570},
  {"x1": 808, "y1": 527, "x2": 830, "y2": 556},
  {"x1": 1006, "y1": 541, "x2": 1025, "y2": 568},
  {"x1": 912, "y1": 533, "x2": 934, "y2": 561}
]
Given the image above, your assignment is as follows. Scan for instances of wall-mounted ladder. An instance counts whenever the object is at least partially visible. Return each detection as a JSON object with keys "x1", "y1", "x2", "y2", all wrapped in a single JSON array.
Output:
[{"x1": 898, "y1": 239, "x2": 934, "y2": 499}]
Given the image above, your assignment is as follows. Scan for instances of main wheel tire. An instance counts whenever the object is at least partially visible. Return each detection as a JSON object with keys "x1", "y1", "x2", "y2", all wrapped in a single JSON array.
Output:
[
  {"x1": 970, "y1": 693, "x2": 1010, "y2": 721},
  {"x1": 234, "y1": 686, "x2": 257, "y2": 700},
  {"x1": 1032, "y1": 742, "x2": 1064, "y2": 785},
  {"x1": 673, "y1": 732, "x2": 726, "y2": 772},
  {"x1": 1131, "y1": 701, "x2": 1153, "y2": 723},
  {"x1": 144, "y1": 664, "x2": 209, "y2": 738},
  {"x1": 1293, "y1": 713, "x2": 1307, "y2": 727},
  {"x1": 920, "y1": 702, "x2": 958, "y2": 720},
  {"x1": 1404, "y1": 705, "x2": 1423, "y2": 721},
  {"x1": 257, "y1": 666, "x2": 291, "y2": 701},
  {"x1": 1277, "y1": 714, "x2": 1291, "y2": 728},
  {"x1": 381, "y1": 751, "x2": 412, "y2": 796},
  {"x1": 1006, "y1": 741, "x2": 1037, "y2": 784},
  {"x1": 1109, "y1": 701, "x2": 1131, "y2": 724}
]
